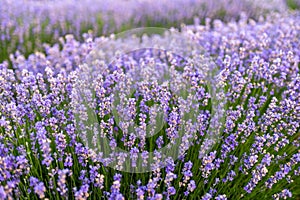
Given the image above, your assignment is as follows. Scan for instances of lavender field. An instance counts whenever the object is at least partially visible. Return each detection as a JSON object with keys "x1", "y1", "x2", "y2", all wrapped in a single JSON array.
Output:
[{"x1": 0, "y1": 0, "x2": 300, "y2": 199}]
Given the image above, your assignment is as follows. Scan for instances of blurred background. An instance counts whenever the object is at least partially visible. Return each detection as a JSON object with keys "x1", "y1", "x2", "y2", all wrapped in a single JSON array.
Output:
[{"x1": 0, "y1": 0, "x2": 299, "y2": 62}]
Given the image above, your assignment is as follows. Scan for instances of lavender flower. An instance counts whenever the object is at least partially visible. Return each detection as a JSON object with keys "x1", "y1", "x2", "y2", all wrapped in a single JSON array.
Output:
[
  {"x1": 109, "y1": 174, "x2": 124, "y2": 200},
  {"x1": 0, "y1": 5, "x2": 299, "y2": 200}
]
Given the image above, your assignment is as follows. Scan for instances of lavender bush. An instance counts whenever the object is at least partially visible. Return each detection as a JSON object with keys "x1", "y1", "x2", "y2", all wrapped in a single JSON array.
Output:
[
  {"x1": 0, "y1": 1, "x2": 300, "y2": 200},
  {"x1": 0, "y1": 0, "x2": 288, "y2": 62}
]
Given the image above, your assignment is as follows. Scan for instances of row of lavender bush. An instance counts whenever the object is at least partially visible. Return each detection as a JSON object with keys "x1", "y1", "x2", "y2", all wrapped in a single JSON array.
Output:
[
  {"x1": 0, "y1": 0, "x2": 289, "y2": 62},
  {"x1": 0, "y1": 8, "x2": 299, "y2": 199}
]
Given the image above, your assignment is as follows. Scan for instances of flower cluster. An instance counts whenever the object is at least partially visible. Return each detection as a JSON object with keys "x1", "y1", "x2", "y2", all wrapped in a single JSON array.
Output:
[
  {"x1": 0, "y1": 5, "x2": 300, "y2": 200},
  {"x1": 0, "y1": 0, "x2": 289, "y2": 62}
]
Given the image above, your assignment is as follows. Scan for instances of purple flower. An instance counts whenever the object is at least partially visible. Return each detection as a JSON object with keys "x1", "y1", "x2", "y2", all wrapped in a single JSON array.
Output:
[
  {"x1": 109, "y1": 174, "x2": 124, "y2": 200},
  {"x1": 0, "y1": 186, "x2": 7, "y2": 199},
  {"x1": 35, "y1": 122, "x2": 53, "y2": 168},
  {"x1": 29, "y1": 177, "x2": 46, "y2": 198},
  {"x1": 185, "y1": 180, "x2": 196, "y2": 196},
  {"x1": 202, "y1": 193, "x2": 212, "y2": 200},
  {"x1": 272, "y1": 189, "x2": 292, "y2": 199},
  {"x1": 34, "y1": 182, "x2": 46, "y2": 199},
  {"x1": 75, "y1": 184, "x2": 90, "y2": 200},
  {"x1": 136, "y1": 186, "x2": 145, "y2": 200},
  {"x1": 182, "y1": 161, "x2": 193, "y2": 184},
  {"x1": 130, "y1": 147, "x2": 139, "y2": 168},
  {"x1": 64, "y1": 154, "x2": 73, "y2": 167},
  {"x1": 57, "y1": 169, "x2": 70, "y2": 197},
  {"x1": 156, "y1": 136, "x2": 164, "y2": 149},
  {"x1": 167, "y1": 186, "x2": 176, "y2": 196}
]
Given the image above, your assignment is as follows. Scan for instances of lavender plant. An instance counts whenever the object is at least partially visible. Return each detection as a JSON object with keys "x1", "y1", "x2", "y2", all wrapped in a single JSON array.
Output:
[
  {"x1": 0, "y1": 0, "x2": 288, "y2": 62},
  {"x1": 0, "y1": 7, "x2": 300, "y2": 200}
]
